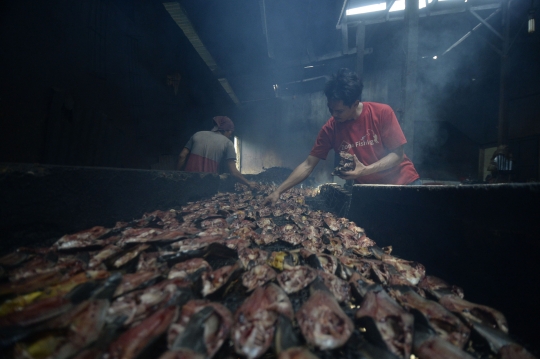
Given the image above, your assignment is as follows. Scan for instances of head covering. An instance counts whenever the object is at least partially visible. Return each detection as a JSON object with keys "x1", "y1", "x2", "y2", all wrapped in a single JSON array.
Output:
[{"x1": 212, "y1": 116, "x2": 235, "y2": 132}]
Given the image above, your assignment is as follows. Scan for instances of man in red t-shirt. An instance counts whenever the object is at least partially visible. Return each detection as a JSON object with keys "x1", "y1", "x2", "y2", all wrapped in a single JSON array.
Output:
[{"x1": 265, "y1": 68, "x2": 419, "y2": 205}]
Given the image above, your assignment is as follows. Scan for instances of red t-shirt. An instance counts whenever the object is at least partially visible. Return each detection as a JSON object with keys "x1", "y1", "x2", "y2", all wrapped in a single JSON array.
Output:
[{"x1": 310, "y1": 102, "x2": 419, "y2": 185}]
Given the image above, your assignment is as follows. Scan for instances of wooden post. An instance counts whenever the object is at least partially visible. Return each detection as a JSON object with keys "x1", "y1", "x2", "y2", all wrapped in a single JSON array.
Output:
[
  {"x1": 341, "y1": 20, "x2": 349, "y2": 55},
  {"x1": 497, "y1": 0, "x2": 510, "y2": 146},
  {"x1": 355, "y1": 23, "x2": 366, "y2": 78},
  {"x1": 401, "y1": 0, "x2": 419, "y2": 161}
]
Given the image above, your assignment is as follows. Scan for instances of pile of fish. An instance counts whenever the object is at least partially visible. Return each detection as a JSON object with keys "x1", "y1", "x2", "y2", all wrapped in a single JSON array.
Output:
[
  {"x1": 331, "y1": 152, "x2": 355, "y2": 177},
  {"x1": 0, "y1": 183, "x2": 536, "y2": 359}
]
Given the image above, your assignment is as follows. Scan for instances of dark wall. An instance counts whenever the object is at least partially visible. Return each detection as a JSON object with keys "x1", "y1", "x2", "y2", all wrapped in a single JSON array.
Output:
[
  {"x1": 0, "y1": 163, "x2": 226, "y2": 255},
  {"x1": 414, "y1": 121, "x2": 479, "y2": 181},
  {"x1": 0, "y1": 0, "x2": 236, "y2": 169}
]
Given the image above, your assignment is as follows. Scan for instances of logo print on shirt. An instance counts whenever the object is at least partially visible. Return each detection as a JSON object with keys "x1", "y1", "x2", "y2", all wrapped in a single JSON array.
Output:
[
  {"x1": 339, "y1": 141, "x2": 353, "y2": 151},
  {"x1": 339, "y1": 130, "x2": 379, "y2": 151}
]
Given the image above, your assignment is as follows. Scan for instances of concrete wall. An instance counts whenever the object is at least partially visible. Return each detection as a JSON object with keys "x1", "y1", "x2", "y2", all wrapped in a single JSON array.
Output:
[{"x1": 239, "y1": 92, "x2": 334, "y2": 185}]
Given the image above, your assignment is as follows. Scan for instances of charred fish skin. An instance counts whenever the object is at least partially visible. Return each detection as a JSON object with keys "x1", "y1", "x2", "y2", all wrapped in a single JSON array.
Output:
[
  {"x1": 171, "y1": 306, "x2": 214, "y2": 354},
  {"x1": 418, "y1": 275, "x2": 464, "y2": 299},
  {"x1": 108, "y1": 278, "x2": 191, "y2": 327},
  {"x1": 0, "y1": 251, "x2": 31, "y2": 268},
  {"x1": 470, "y1": 321, "x2": 537, "y2": 359},
  {"x1": 438, "y1": 294, "x2": 508, "y2": 334},
  {"x1": 278, "y1": 347, "x2": 320, "y2": 359},
  {"x1": 53, "y1": 226, "x2": 110, "y2": 251},
  {"x1": 23, "y1": 299, "x2": 112, "y2": 359},
  {"x1": 276, "y1": 266, "x2": 317, "y2": 294},
  {"x1": 412, "y1": 325, "x2": 476, "y2": 359},
  {"x1": 380, "y1": 255, "x2": 425, "y2": 286},
  {"x1": 355, "y1": 286, "x2": 414, "y2": 358},
  {"x1": 316, "y1": 270, "x2": 350, "y2": 303},
  {"x1": 113, "y1": 271, "x2": 160, "y2": 298},
  {"x1": 0, "y1": 183, "x2": 527, "y2": 359},
  {"x1": 168, "y1": 300, "x2": 233, "y2": 359},
  {"x1": 264, "y1": 283, "x2": 294, "y2": 319},
  {"x1": 388, "y1": 285, "x2": 470, "y2": 349},
  {"x1": 168, "y1": 258, "x2": 211, "y2": 280},
  {"x1": 273, "y1": 312, "x2": 321, "y2": 359},
  {"x1": 232, "y1": 284, "x2": 293, "y2": 359},
  {"x1": 304, "y1": 254, "x2": 338, "y2": 275},
  {"x1": 0, "y1": 296, "x2": 74, "y2": 328},
  {"x1": 349, "y1": 271, "x2": 379, "y2": 301},
  {"x1": 348, "y1": 337, "x2": 402, "y2": 359},
  {"x1": 274, "y1": 315, "x2": 301, "y2": 355},
  {"x1": 242, "y1": 264, "x2": 277, "y2": 292},
  {"x1": 159, "y1": 349, "x2": 206, "y2": 359},
  {"x1": 498, "y1": 344, "x2": 538, "y2": 359}
]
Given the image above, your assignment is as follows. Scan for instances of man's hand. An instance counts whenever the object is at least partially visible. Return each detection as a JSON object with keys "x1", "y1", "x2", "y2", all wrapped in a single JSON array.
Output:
[
  {"x1": 263, "y1": 155, "x2": 320, "y2": 206},
  {"x1": 263, "y1": 191, "x2": 280, "y2": 206},
  {"x1": 339, "y1": 147, "x2": 405, "y2": 181},
  {"x1": 339, "y1": 155, "x2": 369, "y2": 180},
  {"x1": 177, "y1": 148, "x2": 190, "y2": 171}
]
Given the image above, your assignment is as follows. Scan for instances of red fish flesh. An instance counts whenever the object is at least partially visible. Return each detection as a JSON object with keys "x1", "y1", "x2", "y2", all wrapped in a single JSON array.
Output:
[
  {"x1": 316, "y1": 270, "x2": 350, "y2": 303},
  {"x1": 232, "y1": 284, "x2": 293, "y2": 359},
  {"x1": 439, "y1": 294, "x2": 508, "y2": 333},
  {"x1": 295, "y1": 285, "x2": 353, "y2": 350},
  {"x1": 168, "y1": 300, "x2": 233, "y2": 358},
  {"x1": 355, "y1": 287, "x2": 413, "y2": 358},
  {"x1": 388, "y1": 286, "x2": 470, "y2": 348},
  {"x1": 168, "y1": 258, "x2": 211, "y2": 280},
  {"x1": 381, "y1": 255, "x2": 425, "y2": 285},
  {"x1": 108, "y1": 305, "x2": 178, "y2": 359}
]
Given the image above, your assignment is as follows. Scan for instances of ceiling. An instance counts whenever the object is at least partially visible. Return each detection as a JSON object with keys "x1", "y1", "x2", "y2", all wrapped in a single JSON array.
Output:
[
  {"x1": 171, "y1": 0, "x2": 537, "y2": 105},
  {"x1": 174, "y1": 0, "x2": 345, "y2": 103}
]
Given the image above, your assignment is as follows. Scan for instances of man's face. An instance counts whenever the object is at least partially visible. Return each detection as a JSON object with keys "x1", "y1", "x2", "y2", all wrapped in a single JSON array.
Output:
[{"x1": 327, "y1": 99, "x2": 359, "y2": 123}]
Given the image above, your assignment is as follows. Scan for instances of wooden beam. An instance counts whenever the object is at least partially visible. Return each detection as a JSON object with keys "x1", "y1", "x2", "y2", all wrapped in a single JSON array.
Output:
[
  {"x1": 498, "y1": 0, "x2": 510, "y2": 146},
  {"x1": 342, "y1": 22, "x2": 349, "y2": 55},
  {"x1": 336, "y1": 0, "x2": 350, "y2": 29},
  {"x1": 355, "y1": 23, "x2": 366, "y2": 78},
  {"x1": 386, "y1": 0, "x2": 396, "y2": 21},
  {"x1": 469, "y1": 8, "x2": 503, "y2": 40}
]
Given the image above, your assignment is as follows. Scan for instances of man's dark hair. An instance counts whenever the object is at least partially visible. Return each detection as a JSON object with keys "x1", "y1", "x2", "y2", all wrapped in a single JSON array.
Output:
[{"x1": 324, "y1": 68, "x2": 363, "y2": 107}]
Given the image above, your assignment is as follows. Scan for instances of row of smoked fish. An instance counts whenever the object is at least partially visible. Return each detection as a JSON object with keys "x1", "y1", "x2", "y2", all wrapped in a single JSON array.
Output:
[{"x1": 0, "y1": 183, "x2": 535, "y2": 359}]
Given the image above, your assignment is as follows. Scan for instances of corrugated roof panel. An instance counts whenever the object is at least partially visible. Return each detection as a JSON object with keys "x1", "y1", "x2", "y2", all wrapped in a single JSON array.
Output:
[
  {"x1": 164, "y1": 1, "x2": 242, "y2": 105},
  {"x1": 163, "y1": 2, "x2": 218, "y2": 72}
]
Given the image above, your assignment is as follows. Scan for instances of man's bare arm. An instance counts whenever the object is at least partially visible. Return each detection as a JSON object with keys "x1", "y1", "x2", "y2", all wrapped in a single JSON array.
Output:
[
  {"x1": 177, "y1": 148, "x2": 190, "y2": 170},
  {"x1": 227, "y1": 160, "x2": 257, "y2": 188},
  {"x1": 265, "y1": 155, "x2": 320, "y2": 205},
  {"x1": 340, "y1": 146, "x2": 404, "y2": 180}
]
